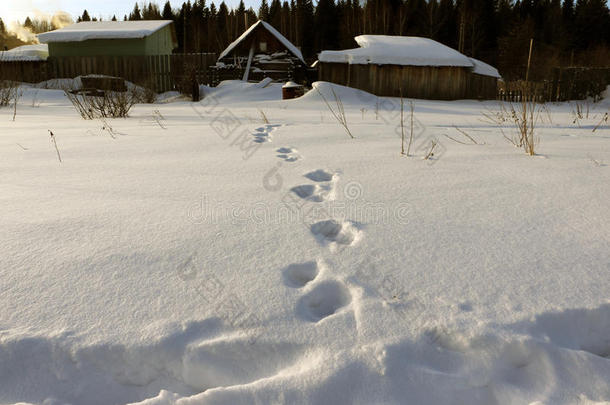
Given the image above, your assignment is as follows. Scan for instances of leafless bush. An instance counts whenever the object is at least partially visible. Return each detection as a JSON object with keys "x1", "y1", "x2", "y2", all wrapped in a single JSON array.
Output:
[
  {"x1": 0, "y1": 80, "x2": 21, "y2": 108},
  {"x1": 482, "y1": 83, "x2": 541, "y2": 155},
  {"x1": 135, "y1": 76, "x2": 158, "y2": 104},
  {"x1": 316, "y1": 86, "x2": 354, "y2": 139},
  {"x1": 65, "y1": 87, "x2": 142, "y2": 119}
]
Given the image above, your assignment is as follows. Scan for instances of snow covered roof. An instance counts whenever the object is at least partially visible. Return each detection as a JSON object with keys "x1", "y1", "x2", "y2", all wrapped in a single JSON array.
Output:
[
  {"x1": 37, "y1": 21, "x2": 173, "y2": 43},
  {"x1": 218, "y1": 20, "x2": 305, "y2": 64},
  {"x1": 319, "y1": 35, "x2": 473, "y2": 67},
  {"x1": 468, "y1": 57, "x2": 501, "y2": 78},
  {"x1": 0, "y1": 44, "x2": 49, "y2": 61}
]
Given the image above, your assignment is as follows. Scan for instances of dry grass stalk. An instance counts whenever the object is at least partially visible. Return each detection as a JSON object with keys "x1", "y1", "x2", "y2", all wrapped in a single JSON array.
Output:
[
  {"x1": 423, "y1": 140, "x2": 438, "y2": 160},
  {"x1": 407, "y1": 101, "x2": 414, "y2": 156},
  {"x1": 453, "y1": 126, "x2": 479, "y2": 144},
  {"x1": 592, "y1": 112, "x2": 608, "y2": 133},
  {"x1": 316, "y1": 86, "x2": 354, "y2": 139},
  {"x1": 258, "y1": 109, "x2": 270, "y2": 124},
  {"x1": 48, "y1": 130, "x2": 62, "y2": 163},
  {"x1": 400, "y1": 94, "x2": 405, "y2": 155}
]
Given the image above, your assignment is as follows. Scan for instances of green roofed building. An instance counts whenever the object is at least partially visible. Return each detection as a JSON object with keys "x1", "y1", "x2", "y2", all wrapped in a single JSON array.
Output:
[
  {"x1": 37, "y1": 20, "x2": 177, "y2": 57},
  {"x1": 36, "y1": 21, "x2": 179, "y2": 91}
]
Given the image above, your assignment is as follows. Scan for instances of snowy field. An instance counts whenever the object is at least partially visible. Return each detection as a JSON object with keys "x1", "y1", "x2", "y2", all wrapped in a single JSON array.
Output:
[{"x1": 1, "y1": 80, "x2": 609, "y2": 405}]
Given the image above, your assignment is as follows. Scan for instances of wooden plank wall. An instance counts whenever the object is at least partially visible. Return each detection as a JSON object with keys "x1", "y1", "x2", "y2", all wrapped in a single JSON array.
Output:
[
  {"x1": 0, "y1": 61, "x2": 48, "y2": 83},
  {"x1": 1, "y1": 53, "x2": 216, "y2": 92},
  {"x1": 319, "y1": 62, "x2": 475, "y2": 100}
]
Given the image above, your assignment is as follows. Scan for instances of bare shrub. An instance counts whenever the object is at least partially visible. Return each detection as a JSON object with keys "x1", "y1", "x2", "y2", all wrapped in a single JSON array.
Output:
[
  {"x1": 65, "y1": 87, "x2": 141, "y2": 119},
  {"x1": 0, "y1": 80, "x2": 21, "y2": 108},
  {"x1": 134, "y1": 75, "x2": 158, "y2": 104},
  {"x1": 482, "y1": 83, "x2": 542, "y2": 155}
]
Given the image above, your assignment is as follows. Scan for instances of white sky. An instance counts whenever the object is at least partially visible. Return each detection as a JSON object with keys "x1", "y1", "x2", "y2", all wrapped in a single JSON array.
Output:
[{"x1": 1, "y1": 0, "x2": 256, "y2": 25}]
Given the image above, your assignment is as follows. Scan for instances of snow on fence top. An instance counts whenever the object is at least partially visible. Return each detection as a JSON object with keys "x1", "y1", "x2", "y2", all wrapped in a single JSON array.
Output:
[
  {"x1": 319, "y1": 35, "x2": 473, "y2": 68},
  {"x1": 218, "y1": 20, "x2": 305, "y2": 64},
  {"x1": 468, "y1": 57, "x2": 501, "y2": 78},
  {"x1": 37, "y1": 21, "x2": 173, "y2": 43},
  {"x1": 0, "y1": 44, "x2": 49, "y2": 61}
]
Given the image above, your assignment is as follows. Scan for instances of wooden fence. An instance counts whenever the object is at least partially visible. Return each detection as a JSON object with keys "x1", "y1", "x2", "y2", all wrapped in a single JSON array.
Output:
[
  {"x1": 498, "y1": 67, "x2": 610, "y2": 102},
  {"x1": 1, "y1": 53, "x2": 216, "y2": 92},
  {"x1": 0, "y1": 60, "x2": 48, "y2": 83}
]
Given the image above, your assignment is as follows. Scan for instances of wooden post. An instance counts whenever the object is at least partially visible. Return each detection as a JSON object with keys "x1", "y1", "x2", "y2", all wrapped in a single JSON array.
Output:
[
  {"x1": 242, "y1": 41, "x2": 255, "y2": 82},
  {"x1": 525, "y1": 38, "x2": 533, "y2": 83}
]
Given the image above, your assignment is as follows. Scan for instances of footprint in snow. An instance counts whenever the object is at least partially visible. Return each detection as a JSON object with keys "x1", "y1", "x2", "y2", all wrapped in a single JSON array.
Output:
[
  {"x1": 296, "y1": 279, "x2": 352, "y2": 322},
  {"x1": 252, "y1": 124, "x2": 282, "y2": 143},
  {"x1": 283, "y1": 261, "x2": 321, "y2": 288},
  {"x1": 290, "y1": 184, "x2": 333, "y2": 202},
  {"x1": 310, "y1": 219, "x2": 361, "y2": 246},
  {"x1": 304, "y1": 169, "x2": 335, "y2": 182},
  {"x1": 276, "y1": 147, "x2": 300, "y2": 162}
]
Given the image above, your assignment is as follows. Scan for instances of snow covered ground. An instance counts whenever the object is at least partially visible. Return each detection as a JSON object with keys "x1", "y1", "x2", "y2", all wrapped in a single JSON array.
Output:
[{"x1": 1, "y1": 80, "x2": 609, "y2": 405}]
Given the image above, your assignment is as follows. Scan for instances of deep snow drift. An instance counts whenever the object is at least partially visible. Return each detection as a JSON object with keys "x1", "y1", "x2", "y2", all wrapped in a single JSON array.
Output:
[{"x1": 0, "y1": 81, "x2": 609, "y2": 405}]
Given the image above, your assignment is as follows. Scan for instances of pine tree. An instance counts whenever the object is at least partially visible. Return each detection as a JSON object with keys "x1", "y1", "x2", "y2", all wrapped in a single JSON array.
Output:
[
  {"x1": 269, "y1": 0, "x2": 282, "y2": 28},
  {"x1": 259, "y1": 0, "x2": 270, "y2": 20},
  {"x1": 0, "y1": 18, "x2": 5, "y2": 35},
  {"x1": 112, "y1": 15, "x2": 118, "y2": 21},
  {"x1": 314, "y1": 0, "x2": 340, "y2": 50},
  {"x1": 129, "y1": 3, "x2": 142, "y2": 20},
  {"x1": 162, "y1": 1, "x2": 174, "y2": 20},
  {"x1": 236, "y1": 0, "x2": 247, "y2": 35}
]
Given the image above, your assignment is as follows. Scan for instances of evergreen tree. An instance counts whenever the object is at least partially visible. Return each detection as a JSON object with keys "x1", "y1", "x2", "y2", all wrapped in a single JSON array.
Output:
[
  {"x1": 314, "y1": 0, "x2": 340, "y2": 50},
  {"x1": 162, "y1": 1, "x2": 174, "y2": 20},
  {"x1": 259, "y1": 0, "x2": 270, "y2": 20},
  {"x1": 269, "y1": 0, "x2": 283, "y2": 28},
  {"x1": 0, "y1": 18, "x2": 5, "y2": 35},
  {"x1": 129, "y1": 3, "x2": 142, "y2": 20},
  {"x1": 296, "y1": 0, "x2": 315, "y2": 56}
]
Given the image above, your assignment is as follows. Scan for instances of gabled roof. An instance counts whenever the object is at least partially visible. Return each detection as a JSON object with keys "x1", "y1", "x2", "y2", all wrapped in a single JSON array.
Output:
[
  {"x1": 319, "y1": 35, "x2": 473, "y2": 67},
  {"x1": 218, "y1": 20, "x2": 305, "y2": 64},
  {"x1": 38, "y1": 21, "x2": 174, "y2": 43}
]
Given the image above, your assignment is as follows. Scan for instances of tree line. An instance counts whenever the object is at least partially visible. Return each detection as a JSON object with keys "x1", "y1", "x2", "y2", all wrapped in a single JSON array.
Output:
[{"x1": 2, "y1": 0, "x2": 609, "y2": 80}]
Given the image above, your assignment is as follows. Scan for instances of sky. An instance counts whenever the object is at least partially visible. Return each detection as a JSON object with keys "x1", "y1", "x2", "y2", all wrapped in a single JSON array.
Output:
[{"x1": 1, "y1": 0, "x2": 256, "y2": 24}]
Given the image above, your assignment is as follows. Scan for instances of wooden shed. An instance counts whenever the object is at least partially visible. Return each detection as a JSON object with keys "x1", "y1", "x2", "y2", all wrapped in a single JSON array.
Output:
[
  {"x1": 0, "y1": 44, "x2": 49, "y2": 83},
  {"x1": 38, "y1": 21, "x2": 177, "y2": 57},
  {"x1": 317, "y1": 36, "x2": 500, "y2": 100},
  {"x1": 211, "y1": 20, "x2": 308, "y2": 85},
  {"x1": 35, "y1": 21, "x2": 179, "y2": 91}
]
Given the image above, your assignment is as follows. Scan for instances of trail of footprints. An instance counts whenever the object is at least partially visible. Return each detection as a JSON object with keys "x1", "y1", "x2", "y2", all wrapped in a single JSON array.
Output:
[
  {"x1": 283, "y1": 169, "x2": 360, "y2": 322},
  {"x1": 252, "y1": 124, "x2": 361, "y2": 322}
]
